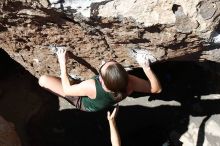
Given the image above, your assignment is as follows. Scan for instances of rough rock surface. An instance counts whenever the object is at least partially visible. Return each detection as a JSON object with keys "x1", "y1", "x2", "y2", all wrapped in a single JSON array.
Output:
[
  {"x1": 0, "y1": 0, "x2": 220, "y2": 79},
  {"x1": 1, "y1": 1, "x2": 220, "y2": 146}
]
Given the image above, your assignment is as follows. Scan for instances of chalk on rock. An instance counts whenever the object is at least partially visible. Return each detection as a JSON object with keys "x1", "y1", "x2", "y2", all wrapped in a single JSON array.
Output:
[
  {"x1": 212, "y1": 33, "x2": 220, "y2": 44},
  {"x1": 130, "y1": 48, "x2": 157, "y2": 63},
  {"x1": 48, "y1": 45, "x2": 68, "y2": 54},
  {"x1": 69, "y1": 74, "x2": 84, "y2": 81},
  {"x1": 209, "y1": 31, "x2": 220, "y2": 45}
]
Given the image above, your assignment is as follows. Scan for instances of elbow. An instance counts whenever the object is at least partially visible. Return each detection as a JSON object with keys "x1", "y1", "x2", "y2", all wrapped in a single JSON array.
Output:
[
  {"x1": 156, "y1": 87, "x2": 162, "y2": 93},
  {"x1": 151, "y1": 86, "x2": 162, "y2": 94},
  {"x1": 62, "y1": 91, "x2": 67, "y2": 97},
  {"x1": 63, "y1": 88, "x2": 70, "y2": 97}
]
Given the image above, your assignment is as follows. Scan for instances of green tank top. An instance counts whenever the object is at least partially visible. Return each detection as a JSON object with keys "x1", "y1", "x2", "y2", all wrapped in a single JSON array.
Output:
[{"x1": 82, "y1": 75, "x2": 116, "y2": 112}]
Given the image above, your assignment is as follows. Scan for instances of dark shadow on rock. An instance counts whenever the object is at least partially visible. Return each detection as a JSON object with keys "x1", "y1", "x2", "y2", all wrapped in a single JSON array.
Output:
[
  {"x1": 27, "y1": 105, "x2": 189, "y2": 146},
  {"x1": 128, "y1": 61, "x2": 220, "y2": 115},
  {"x1": 2, "y1": 47, "x2": 220, "y2": 146},
  {"x1": 196, "y1": 115, "x2": 211, "y2": 146},
  {"x1": 27, "y1": 98, "x2": 220, "y2": 146},
  {"x1": 126, "y1": 61, "x2": 220, "y2": 145},
  {"x1": 0, "y1": 48, "x2": 59, "y2": 146},
  {"x1": 129, "y1": 61, "x2": 220, "y2": 98},
  {"x1": 1, "y1": 1, "x2": 80, "y2": 29},
  {"x1": 67, "y1": 51, "x2": 99, "y2": 75}
]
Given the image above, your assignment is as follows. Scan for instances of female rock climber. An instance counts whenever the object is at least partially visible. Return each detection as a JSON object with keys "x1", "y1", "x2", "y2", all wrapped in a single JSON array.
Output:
[{"x1": 38, "y1": 48, "x2": 162, "y2": 112}]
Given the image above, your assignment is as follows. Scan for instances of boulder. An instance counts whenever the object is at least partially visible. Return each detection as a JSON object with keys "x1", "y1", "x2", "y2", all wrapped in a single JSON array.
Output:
[{"x1": 0, "y1": 0, "x2": 219, "y2": 79}]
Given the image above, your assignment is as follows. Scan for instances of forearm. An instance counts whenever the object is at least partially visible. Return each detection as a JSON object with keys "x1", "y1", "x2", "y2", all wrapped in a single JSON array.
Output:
[
  {"x1": 109, "y1": 121, "x2": 121, "y2": 146},
  {"x1": 143, "y1": 66, "x2": 162, "y2": 93},
  {"x1": 60, "y1": 66, "x2": 71, "y2": 95}
]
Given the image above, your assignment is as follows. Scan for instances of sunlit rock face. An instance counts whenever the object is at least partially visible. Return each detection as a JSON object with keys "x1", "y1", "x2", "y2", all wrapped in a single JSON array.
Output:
[
  {"x1": 0, "y1": 0, "x2": 220, "y2": 79},
  {"x1": 0, "y1": 116, "x2": 21, "y2": 146},
  {"x1": 180, "y1": 115, "x2": 220, "y2": 146}
]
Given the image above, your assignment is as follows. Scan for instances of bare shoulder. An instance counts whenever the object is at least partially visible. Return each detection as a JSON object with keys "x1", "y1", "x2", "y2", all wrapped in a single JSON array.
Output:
[
  {"x1": 128, "y1": 74, "x2": 142, "y2": 87},
  {"x1": 128, "y1": 74, "x2": 150, "y2": 93},
  {"x1": 78, "y1": 79, "x2": 96, "y2": 90},
  {"x1": 78, "y1": 79, "x2": 96, "y2": 99},
  {"x1": 80, "y1": 78, "x2": 95, "y2": 84},
  {"x1": 128, "y1": 74, "x2": 143, "y2": 82},
  {"x1": 127, "y1": 75, "x2": 141, "y2": 94}
]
